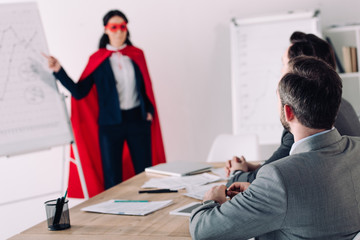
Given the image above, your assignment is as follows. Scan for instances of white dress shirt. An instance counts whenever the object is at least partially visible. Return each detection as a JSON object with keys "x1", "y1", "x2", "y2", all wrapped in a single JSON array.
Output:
[{"x1": 106, "y1": 44, "x2": 140, "y2": 110}]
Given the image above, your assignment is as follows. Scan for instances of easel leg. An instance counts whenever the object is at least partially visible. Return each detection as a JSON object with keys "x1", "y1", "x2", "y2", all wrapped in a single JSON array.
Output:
[{"x1": 70, "y1": 142, "x2": 89, "y2": 199}]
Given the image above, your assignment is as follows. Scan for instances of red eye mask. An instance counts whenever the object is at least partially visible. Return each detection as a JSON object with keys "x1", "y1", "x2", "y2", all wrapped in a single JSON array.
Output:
[{"x1": 105, "y1": 23, "x2": 127, "y2": 32}]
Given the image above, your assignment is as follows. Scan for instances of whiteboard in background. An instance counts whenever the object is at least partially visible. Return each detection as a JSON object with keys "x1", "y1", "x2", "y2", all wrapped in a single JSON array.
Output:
[
  {"x1": 230, "y1": 11, "x2": 321, "y2": 144},
  {"x1": 0, "y1": 2, "x2": 72, "y2": 156}
]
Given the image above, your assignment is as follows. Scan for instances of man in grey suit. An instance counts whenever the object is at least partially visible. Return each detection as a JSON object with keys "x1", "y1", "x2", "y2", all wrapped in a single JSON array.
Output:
[
  {"x1": 189, "y1": 56, "x2": 360, "y2": 240},
  {"x1": 225, "y1": 32, "x2": 360, "y2": 185}
]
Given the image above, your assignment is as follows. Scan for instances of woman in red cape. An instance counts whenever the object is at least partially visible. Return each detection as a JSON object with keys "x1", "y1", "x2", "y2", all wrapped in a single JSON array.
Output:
[{"x1": 45, "y1": 10, "x2": 166, "y2": 198}]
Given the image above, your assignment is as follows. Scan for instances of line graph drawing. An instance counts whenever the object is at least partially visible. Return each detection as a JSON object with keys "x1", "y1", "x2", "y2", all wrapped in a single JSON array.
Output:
[
  {"x1": 0, "y1": 2, "x2": 72, "y2": 156},
  {"x1": 233, "y1": 27, "x2": 283, "y2": 132},
  {"x1": 19, "y1": 59, "x2": 39, "y2": 82},
  {"x1": 0, "y1": 25, "x2": 40, "y2": 100},
  {"x1": 0, "y1": 26, "x2": 18, "y2": 100},
  {"x1": 231, "y1": 15, "x2": 319, "y2": 144}
]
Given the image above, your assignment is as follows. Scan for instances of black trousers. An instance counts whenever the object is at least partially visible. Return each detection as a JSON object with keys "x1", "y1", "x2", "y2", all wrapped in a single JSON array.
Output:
[{"x1": 99, "y1": 107, "x2": 152, "y2": 189}]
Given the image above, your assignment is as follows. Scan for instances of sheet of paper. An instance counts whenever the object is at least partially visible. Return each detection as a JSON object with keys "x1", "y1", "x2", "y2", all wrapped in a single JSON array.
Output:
[
  {"x1": 141, "y1": 173, "x2": 221, "y2": 190},
  {"x1": 81, "y1": 199, "x2": 173, "y2": 216},
  {"x1": 184, "y1": 183, "x2": 224, "y2": 200},
  {"x1": 210, "y1": 167, "x2": 229, "y2": 180}
]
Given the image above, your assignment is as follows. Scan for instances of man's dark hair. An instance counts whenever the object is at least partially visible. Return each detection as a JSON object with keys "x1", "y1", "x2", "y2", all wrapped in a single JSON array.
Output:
[
  {"x1": 278, "y1": 56, "x2": 342, "y2": 129},
  {"x1": 288, "y1": 31, "x2": 336, "y2": 69}
]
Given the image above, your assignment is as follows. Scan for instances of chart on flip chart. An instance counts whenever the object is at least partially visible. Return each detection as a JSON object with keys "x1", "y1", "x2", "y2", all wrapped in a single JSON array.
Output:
[
  {"x1": 0, "y1": 2, "x2": 72, "y2": 156},
  {"x1": 230, "y1": 11, "x2": 321, "y2": 144}
]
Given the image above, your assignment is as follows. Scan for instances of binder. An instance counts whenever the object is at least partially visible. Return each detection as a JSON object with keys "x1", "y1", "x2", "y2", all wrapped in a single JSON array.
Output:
[
  {"x1": 350, "y1": 47, "x2": 358, "y2": 72},
  {"x1": 342, "y1": 46, "x2": 352, "y2": 73},
  {"x1": 325, "y1": 37, "x2": 344, "y2": 73}
]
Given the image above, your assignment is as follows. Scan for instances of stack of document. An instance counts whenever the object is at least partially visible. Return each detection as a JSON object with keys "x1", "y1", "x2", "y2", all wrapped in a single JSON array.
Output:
[{"x1": 81, "y1": 199, "x2": 173, "y2": 216}]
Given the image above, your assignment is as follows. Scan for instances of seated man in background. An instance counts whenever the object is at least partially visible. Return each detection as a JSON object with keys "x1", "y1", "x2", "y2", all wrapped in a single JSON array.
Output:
[
  {"x1": 225, "y1": 31, "x2": 360, "y2": 185},
  {"x1": 190, "y1": 56, "x2": 360, "y2": 240}
]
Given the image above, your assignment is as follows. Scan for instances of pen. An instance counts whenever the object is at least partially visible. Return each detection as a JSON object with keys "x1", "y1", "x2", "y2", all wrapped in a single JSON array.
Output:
[
  {"x1": 114, "y1": 200, "x2": 149, "y2": 202},
  {"x1": 63, "y1": 188, "x2": 68, "y2": 200},
  {"x1": 53, "y1": 189, "x2": 68, "y2": 226},
  {"x1": 138, "y1": 189, "x2": 178, "y2": 194}
]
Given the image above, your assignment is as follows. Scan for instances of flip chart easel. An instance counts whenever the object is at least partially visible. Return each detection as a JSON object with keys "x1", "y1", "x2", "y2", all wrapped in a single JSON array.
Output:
[
  {"x1": 230, "y1": 10, "x2": 321, "y2": 145},
  {"x1": 61, "y1": 95, "x2": 89, "y2": 200},
  {"x1": 0, "y1": 2, "x2": 89, "y2": 199}
]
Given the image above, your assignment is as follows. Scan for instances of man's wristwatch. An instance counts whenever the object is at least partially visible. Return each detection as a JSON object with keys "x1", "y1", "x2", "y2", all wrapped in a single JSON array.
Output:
[{"x1": 202, "y1": 200, "x2": 218, "y2": 205}]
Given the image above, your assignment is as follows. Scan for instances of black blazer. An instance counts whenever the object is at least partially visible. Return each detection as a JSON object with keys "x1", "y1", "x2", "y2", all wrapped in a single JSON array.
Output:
[
  {"x1": 226, "y1": 129, "x2": 293, "y2": 186},
  {"x1": 54, "y1": 58, "x2": 154, "y2": 125}
]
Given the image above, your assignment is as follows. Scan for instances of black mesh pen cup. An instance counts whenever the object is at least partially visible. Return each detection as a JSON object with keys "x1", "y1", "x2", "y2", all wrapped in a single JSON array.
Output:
[{"x1": 44, "y1": 199, "x2": 71, "y2": 231}]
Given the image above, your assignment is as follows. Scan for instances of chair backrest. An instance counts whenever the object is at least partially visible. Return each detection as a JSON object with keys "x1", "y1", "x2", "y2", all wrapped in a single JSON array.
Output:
[{"x1": 206, "y1": 134, "x2": 259, "y2": 162}]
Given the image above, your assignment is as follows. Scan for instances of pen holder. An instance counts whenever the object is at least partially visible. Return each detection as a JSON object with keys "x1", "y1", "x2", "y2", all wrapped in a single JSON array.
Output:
[{"x1": 44, "y1": 199, "x2": 71, "y2": 231}]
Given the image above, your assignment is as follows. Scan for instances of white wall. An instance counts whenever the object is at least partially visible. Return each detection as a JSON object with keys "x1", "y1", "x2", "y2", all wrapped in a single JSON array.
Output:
[
  {"x1": 35, "y1": 0, "x2": 360, "y2": 163},
  {"x1": 1, "y1": 0, "x2": 360, "y2": 238}
]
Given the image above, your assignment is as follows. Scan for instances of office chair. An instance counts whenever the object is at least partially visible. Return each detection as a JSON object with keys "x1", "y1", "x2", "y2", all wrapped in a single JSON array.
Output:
[{"x1": 206, "y1": 133, "x2": 259, "y2": 162}]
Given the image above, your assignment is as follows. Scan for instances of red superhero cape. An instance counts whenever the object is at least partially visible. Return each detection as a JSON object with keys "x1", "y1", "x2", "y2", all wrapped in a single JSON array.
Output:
[{"x1": 68, "y1": 46, "x2": 166, "y2": 198}]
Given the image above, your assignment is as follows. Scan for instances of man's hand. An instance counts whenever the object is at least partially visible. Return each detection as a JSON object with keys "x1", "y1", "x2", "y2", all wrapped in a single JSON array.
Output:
[
  {"x1": 226, "y1": 182, "x2": 251, "y2": 198},
  {"x1": 225, "y1": 156, "x2": 249, "y2": 177},
  {"x1": 203, "y1": 185, "x2": 227, "y2": 204}
]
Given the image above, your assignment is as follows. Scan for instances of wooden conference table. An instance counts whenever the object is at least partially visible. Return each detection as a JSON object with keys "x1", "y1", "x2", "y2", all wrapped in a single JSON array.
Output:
[{"x1": 10, "y1": 162, "x2": 225, "y2": 240}]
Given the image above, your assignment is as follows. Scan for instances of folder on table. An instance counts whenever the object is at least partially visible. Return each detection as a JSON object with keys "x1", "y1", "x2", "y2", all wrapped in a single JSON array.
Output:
[
  {"x1": 81, "y1": 199, "x2": 173, "y2": 216},
  {"x1": 145, "y1": 162, "x2": 212, "y2": 177}
]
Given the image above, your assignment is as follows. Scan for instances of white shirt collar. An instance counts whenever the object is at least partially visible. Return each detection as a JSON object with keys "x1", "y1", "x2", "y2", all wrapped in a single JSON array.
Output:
[
  {"x1": 289, "y1": 127, "x2": 335, "y2": 155},
  {"x1": 106, "y1": 44, "x2": 127, "y2": 51}
]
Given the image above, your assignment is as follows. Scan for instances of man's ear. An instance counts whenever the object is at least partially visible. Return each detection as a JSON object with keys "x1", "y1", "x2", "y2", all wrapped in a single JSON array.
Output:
[{"x1": 284, "y1": 104, "x2": 295, "y2": 122}]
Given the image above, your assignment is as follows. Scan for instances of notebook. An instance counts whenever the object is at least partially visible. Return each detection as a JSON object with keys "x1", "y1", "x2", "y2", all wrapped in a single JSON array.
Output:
[{"x1": 145, "y1": 162, "x2": 212, "y2": 177}]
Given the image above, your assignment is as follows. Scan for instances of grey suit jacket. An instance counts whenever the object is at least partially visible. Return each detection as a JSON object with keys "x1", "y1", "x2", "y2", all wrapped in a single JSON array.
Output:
[
  {"x1": 190, "y1": 129, "x2": 360, "y2": 240},
  {"x1": 227, "y1": 98, "x2": 360, "y2": 185}
]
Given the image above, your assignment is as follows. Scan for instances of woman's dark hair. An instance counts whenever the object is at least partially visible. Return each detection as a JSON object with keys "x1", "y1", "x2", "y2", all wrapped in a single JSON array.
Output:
[
  {"x1": 288, "y1": 31, "x2": 336, "y2": 69},
  {"x1": 99, "y1": 10, "x2": 132, "y2": 48}
]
